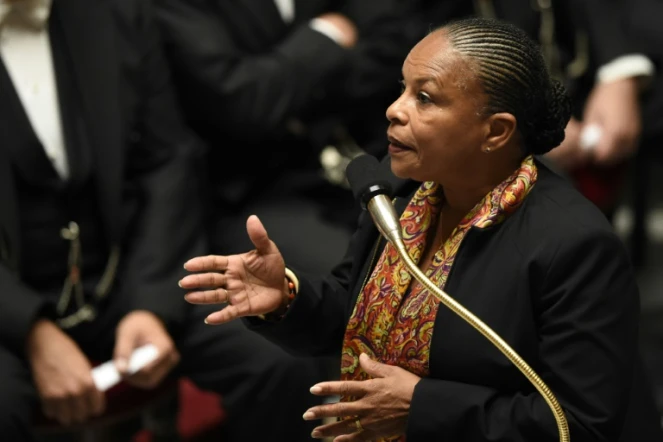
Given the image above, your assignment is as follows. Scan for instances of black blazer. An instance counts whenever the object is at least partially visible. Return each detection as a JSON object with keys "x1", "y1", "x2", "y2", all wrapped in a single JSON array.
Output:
[
  {"x1": 247, "y1": 159, "x2": 663, "y2": 441},
  {"x1": 0, "y1": 0, "x2": 204, "y2": 353}
]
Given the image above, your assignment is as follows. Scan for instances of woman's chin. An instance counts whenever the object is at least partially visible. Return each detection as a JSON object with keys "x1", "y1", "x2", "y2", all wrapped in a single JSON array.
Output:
[
  {"x1": 390, "y1": 160, "x2": 429, "y2": 183},
  {"x1": 389, "y1": 160, "x2": 413, "y2": 180}
]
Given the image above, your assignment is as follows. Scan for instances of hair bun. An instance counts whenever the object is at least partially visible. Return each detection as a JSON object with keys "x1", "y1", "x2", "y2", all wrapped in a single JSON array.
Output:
[
  {"x1": 525, "y1": 80, "x2": 573, "y2": 155},
  {"x1": 444, "y1": 18, "x2": 575, "y2": 156}
]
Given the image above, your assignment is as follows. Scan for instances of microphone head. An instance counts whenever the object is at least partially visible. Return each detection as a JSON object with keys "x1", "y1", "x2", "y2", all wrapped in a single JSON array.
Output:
[{"x1": 345, "y1": 155, "x2": 393, "y2": 209}]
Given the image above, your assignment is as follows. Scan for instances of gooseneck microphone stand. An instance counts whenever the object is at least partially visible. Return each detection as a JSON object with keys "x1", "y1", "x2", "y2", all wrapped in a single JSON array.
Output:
[{"x1": 347, "y1": 156, "x2": 570, "y2": 442}]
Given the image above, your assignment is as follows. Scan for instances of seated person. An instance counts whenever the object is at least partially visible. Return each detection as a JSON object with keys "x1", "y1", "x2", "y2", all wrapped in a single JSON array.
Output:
[
  {"x1": 180, "y1": 18, "x2": 663, "y2": 442},
  {"x1": 153, "y1": 0, "x2": 417, "y2": 274},
  {"x1": 0, "y1": 0, "x2": 326, "y2": 440}
]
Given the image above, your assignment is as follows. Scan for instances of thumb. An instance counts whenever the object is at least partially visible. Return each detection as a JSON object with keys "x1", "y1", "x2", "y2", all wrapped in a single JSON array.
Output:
[
  {"x1": 359, "y1": 353, "x2": 389, "y2": 378},
  {"x1": 246, "y1": 215, "x2": 273, "y2": 254},
  {"x1": 113, "y1": 330, "x2": 137, "y2": 375}
]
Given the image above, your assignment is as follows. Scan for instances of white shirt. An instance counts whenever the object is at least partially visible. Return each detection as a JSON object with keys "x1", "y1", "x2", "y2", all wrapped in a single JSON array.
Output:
[
  {"x1": 597, "y1": 54, "x2": 655, "y2": 85},
  {"x1": 273, "y1": 0, "x2": 295, "y2": 25},
  {"x1": 0, "y1": 0, "x2": 69, "y2": 179}
]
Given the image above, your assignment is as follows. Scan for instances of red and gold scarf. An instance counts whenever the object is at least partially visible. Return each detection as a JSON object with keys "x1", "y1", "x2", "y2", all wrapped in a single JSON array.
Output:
[{"x1": 340, "y1": 156, "x2": 538, "y2": 442}]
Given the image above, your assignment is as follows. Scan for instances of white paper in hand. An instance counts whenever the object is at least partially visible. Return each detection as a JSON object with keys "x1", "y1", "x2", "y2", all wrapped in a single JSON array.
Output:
[
  {"x1": 91, "y1": 344, "x2": 159, "y2": 391},
  {"x1": 580, "y1": 124, "x2": 603, "y2": 151}
]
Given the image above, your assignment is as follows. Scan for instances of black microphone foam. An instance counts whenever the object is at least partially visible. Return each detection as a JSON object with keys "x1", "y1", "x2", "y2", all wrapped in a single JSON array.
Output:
[{"x1": 345, "y1": 155, "x2": 393, "y2": 209}]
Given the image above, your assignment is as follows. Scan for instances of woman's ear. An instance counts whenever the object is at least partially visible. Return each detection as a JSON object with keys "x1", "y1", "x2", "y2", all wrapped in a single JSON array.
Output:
[{"x1": 481, "y1": 113, "x2": 517, "y2": 153}]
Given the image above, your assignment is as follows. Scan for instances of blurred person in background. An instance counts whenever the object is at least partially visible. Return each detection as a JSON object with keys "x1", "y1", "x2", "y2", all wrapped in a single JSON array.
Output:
[
  {"x1": 0, "y1": 0, "x2": 326, "y2": 440},
  {"x1": 409, "y1": 0, "x2": 655, "y2": 219},
  {"x1": 625, "y1": 0, "x2": 663, "y2": 416},
  {"x1": 153, "y1": 0, "x2": 418, "y2": 275}
]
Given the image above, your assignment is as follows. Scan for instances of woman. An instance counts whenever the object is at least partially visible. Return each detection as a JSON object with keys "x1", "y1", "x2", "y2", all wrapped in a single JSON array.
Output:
[{"x1": 178, "y1": 18, "x2": 662, "y2": 442}]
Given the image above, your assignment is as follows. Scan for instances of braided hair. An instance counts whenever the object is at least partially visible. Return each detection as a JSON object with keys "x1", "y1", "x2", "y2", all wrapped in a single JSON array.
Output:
[{"x1": 442, "y1": 17, "x2": 572, "y2": 154}]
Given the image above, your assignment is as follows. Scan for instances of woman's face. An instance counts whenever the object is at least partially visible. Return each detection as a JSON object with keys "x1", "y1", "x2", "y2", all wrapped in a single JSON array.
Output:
[{"x1": 386, "y1": 32, "x2": 489, "y2": 184}]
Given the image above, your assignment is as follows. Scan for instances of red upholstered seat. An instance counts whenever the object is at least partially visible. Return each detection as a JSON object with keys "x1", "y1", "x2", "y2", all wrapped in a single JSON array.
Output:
[
  {"x1": 571, "y1": 163, "x2": 627, "y2": 212},
  {"x1": 133, "y1": 379, "x2": 226, "y2": 442}
]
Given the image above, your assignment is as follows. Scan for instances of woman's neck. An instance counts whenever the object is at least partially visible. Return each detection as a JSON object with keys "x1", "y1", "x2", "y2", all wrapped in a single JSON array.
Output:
[
  {"x1": 440, "y1": 155, "x2": 524, "y2": 215},
  {"x1": 441, "y1": 184, "x2": 494, "y2": 218},
  {"x1": 418, "y1": 178, "x2": 501, "y2": 271}
]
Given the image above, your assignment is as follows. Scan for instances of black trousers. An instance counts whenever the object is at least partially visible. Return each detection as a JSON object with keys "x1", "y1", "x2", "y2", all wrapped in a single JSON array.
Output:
[{"x1": 0, "y1": 297, "x2": 334, "y2": 442}]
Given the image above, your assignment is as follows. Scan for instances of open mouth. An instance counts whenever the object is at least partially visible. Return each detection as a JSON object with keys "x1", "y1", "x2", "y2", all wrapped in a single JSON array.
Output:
[{"x1": 387, "y1": 135, "x2": 414, "y2": 151}]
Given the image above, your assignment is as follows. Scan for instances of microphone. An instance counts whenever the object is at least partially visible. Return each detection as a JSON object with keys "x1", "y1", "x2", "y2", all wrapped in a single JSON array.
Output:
[
  {"x1": 345, "y1": 155, "x2": 402, "y2": 245},
  {"x1": 345, "y1": 154, "x2": 570, "y2": 442}
]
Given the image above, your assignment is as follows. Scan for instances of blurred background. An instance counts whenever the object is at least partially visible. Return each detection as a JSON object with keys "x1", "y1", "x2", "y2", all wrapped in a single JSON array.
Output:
[{"x1": 2, "y1": 0, "x2": 663, "y2": 440}]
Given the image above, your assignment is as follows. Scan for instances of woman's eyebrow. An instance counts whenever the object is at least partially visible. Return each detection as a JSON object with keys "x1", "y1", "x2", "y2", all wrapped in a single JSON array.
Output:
[{"x1": 401, "y1": 76, "x2": 438, "y2": 86}]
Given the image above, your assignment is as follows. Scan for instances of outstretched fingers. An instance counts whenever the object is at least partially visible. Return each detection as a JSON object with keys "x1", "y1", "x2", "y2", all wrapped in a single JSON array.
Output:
[
  {"x1": 179, "y1": 272, "x2": 227, "y2": 290},
  {"x1": 184, "y1": 288, "x2": 230, "y2": 305},
  {"x1": 183, "y1": 255, "x2": 229, "y2": 272}
]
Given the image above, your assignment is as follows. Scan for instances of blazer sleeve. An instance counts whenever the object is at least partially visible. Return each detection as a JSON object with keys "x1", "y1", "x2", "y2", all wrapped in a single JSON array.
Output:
[
  {"x1": 119, "y1": 0, "x2": 206, "y2": 330},
  {"x1": 406, "y1": 228, "x2": 641, "y2": 442},
  {"x1": 626, "y1": 0, "x2": 663, "y2": 61},
  {"x1": 244, "y1": 211, "x2": 376, "y2": 357},
  {"x1": 0, "y1": 265, "x2": 56, "y2": 354},
  {"x1": 576, "y1": 0, "x2": 641, "y2": 68},
  {"x1": 153, "y1": 0, "x2": 350, "y2": 141}
]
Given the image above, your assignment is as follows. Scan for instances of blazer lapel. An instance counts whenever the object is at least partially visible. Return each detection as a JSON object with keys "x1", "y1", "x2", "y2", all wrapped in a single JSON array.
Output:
[
  {"x1": 0, "y1": 57, "x2": 61, "y2": 186},
  {"x1": 0, "y1": 57, "x2": 54, "y2": 271},
  {"x1": 52, "y1": 0, "x2": 123, "y2": 242}
]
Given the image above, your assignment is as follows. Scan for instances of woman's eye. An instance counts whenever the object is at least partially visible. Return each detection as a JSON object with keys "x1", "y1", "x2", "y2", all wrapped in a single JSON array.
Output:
[{"x1": 417, "y1": 92, "x2": 432, "y2": 104}]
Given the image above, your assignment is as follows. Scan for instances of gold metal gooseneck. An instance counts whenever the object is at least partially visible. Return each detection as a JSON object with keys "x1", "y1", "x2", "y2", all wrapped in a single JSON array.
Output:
[{"x1": 367, "y1": 195, "x2": 570, "y2": 442}]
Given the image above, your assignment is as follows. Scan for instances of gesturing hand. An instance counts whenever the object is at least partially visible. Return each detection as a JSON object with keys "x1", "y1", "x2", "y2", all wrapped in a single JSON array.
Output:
[
  {"x1": 27, "y1": 319, "x2": 105, "y2": 426},
  {"x1": 304, "y1": 353, "x2": 421, "y2": 441},
  {"x1": 180, "y1": 215, "x2": 290, "y2": 324}
]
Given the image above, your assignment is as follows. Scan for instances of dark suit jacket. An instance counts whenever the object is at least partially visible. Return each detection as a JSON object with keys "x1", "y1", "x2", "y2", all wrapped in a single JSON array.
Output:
[
  {"x1": 153, "y1": 0, "x2": 416, "y2": 207},
  {"x1": 247, "y1": 159, "x2": 662, "y2": 441},
  {"x1": 494, "y1": 0, "x2": 647, "y2": 111},
  {"x1": 0, "y1": 0, "x2": 204, "y2": 353},
  {"x1": 154, "y1": 0, "x2": 412, "y2": 138}
]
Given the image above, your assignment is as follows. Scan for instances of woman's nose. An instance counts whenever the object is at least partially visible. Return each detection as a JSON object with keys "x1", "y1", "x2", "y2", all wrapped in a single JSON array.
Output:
[{"x1": 386, "y1": 95, "x2": 407, "y2": 125}]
